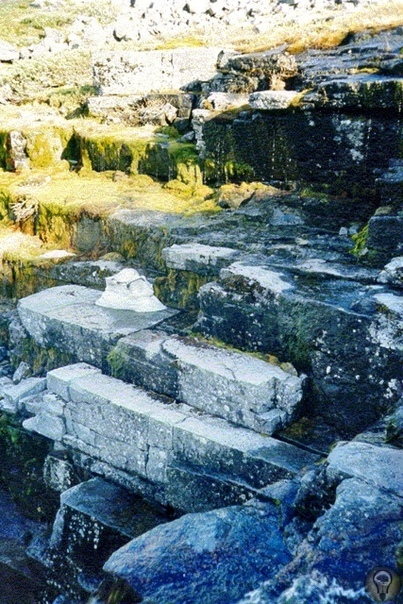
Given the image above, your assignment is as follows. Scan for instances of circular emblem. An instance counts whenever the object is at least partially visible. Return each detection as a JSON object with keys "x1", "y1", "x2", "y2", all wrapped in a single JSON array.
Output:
[{"x1": 365, "y1": 566, "x2": 402, "y2": 602}]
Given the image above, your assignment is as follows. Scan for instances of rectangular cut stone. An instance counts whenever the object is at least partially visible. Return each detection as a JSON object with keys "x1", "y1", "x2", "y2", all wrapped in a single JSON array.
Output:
[
  {"x1": 25, "y1": 364, "x2": 317, "y2": 510},
  {"x1": 18, "y1": 285, "x2": 176, "y2": 369},
  {"x1": 109, "y1": 330, "x2": 179, "y2": 398},
  {"x1": 2, "y1": 378, "x2": 47, "y2": 413},
  {"x1": 162, "y1": 336, "x2": 304, "y2": 421},
  {"x1": 110, "y1": 332, "x2": 303, "y2": 434},
  {"x1": 23, "y1": 413, "x2": 65, "y2": 441},
  {"x1": 166, "y1": 465, "x2": 256, "y2": 512},
  {"x1": 173, "y1": 415, "x2": 317, "y2": 488},
  {"x1": 47, "y1": 363, "x2": 101, "y2": 400},
  {"x1": 162, "y1": 244, "x2": 239, "y2": 274}
]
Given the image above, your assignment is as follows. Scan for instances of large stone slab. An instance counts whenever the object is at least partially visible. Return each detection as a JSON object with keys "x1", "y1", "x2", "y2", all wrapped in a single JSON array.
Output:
[
  {"x1": 162, "y1": 243, "x2": 240, "y2": 274},
  {"x1": 26, "y1": 364, "x2": 317, "y2": 511},
  {"x1": 93, "y1": 48, "x2": 222, "y2": 95},
  {"x1": 104, "y1": 503, "x2": 292, "y2": 604},
  {"x1": 17, "y1": 285, "x2": 176, "y2": 370},
  {"x1": 196, "y1": 261, "x2": 403, "y2": 435},
  {"x1": 110, "y1": 331, "x2": 304, "y2": 434}
]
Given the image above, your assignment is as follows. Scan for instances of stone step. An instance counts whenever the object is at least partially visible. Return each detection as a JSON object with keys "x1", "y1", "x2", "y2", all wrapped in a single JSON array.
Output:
[
  {"x1": 49, "y1": 477, "x2": 167, "y2": 570},
  {"x1": 16, "y1": 284, "x2": 177, "y2": 371},
  {"x1": 22, "y1": 364, "x2": 318, "y2": 512},
  {"x1": 109, "y1": 330, "x2": 304, "y2": 435},
  {"x1": 196, "y1": 260, "x2": 403, "y2": 435}
]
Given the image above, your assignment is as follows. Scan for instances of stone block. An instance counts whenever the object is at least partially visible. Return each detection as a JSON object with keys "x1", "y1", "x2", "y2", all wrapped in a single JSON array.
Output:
[
  {"x1": 48, "y1": 364, "x2": 88, "y2": 399},
  {"x1": 173, "y1": 415, "x2": 317, "y2": 488},
  {"x1": 41, "y1": 393, "x2": 65, "y2": 416},
  {"x1": 326, "y1": 441, "x2": 403, "y2": 498},
  {"x1": 162, "y1": 243, "x2": 239, "y2": 274},
  {"x1": 93, "y1": 48, "x2": 221, "y2": 96},
  {"x1": 18, "y1": 285, "x2": 176, "y2": 370},
  {"x1": 111, "y1": 331, "x2": 303, "y2": 434},
  {"x1": 109, "y1": 330, "x2": 179, "y2": 398},
  {"x1": 43, "y1": 454, "x2": 76, "y2": 492},
  {"x1": 145, "y1": 446, "x2": 170, "y2": 483},
  {"x1": 104, "y1": 503, "x2": 291, "y2": 604},
  {"x1": 166, "y1": 464, "x2": 256, "y2": 512},
  {"x1": 2, "y1": 378, "x2": 47, "y2": 414},
  {"x1": 23, "y1": 413, "x2": 65, "y2": 441},
  {"x1": 249, "y1": 90, "x2": 301, "y2": 110},
  {"x1": 162, "y1": 335, "x2": 304, "y2": 427},
  {"x1": 197, "y1": 262, "x2": 403, "y2": 434}
]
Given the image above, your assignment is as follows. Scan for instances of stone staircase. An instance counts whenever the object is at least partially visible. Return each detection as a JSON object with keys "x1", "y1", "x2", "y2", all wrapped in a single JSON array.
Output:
[{"x1": 18, "y1": 356, "x2": 316, "y2": 513}]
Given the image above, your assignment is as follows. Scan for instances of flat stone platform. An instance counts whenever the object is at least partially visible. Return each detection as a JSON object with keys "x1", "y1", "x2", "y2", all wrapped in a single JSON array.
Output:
[{"x1": 18, "y1": 285, "x2": 176, "y2": 370}]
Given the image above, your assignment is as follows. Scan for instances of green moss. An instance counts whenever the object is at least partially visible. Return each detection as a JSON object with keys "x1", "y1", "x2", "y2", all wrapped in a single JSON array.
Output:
[
  {"x1": 11, "y1": 331, "x2": 73, "y2": 375},
  {"x1": 193, "y1": 333, "x2": 297, "y2": 374},
  {"x1": 351, "y1": 223, "x2": 369, "y2": 257},
  {"x1": 107, "y1": 347, "x2": 127, "y2": 380},
  {"x1": 154, "y1": 270, "x2": 209, "y2": 310}
]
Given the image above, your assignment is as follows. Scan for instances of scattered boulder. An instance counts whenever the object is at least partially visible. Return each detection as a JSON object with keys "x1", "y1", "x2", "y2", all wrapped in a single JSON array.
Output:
[{"x1": 104, "y1": 503, "x2": 292, "y2": 604}]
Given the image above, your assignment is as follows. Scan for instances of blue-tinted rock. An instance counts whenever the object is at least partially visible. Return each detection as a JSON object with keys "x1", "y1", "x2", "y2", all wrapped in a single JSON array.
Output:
[{"x1": 104, "y1": 504, "x2": 291, "y2": 604}]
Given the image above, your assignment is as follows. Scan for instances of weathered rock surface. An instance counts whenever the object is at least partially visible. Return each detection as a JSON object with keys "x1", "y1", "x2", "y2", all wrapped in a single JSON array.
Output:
[
  {"x1": 21, "y1": 363, "x2": 318, "y2": 511},
  {"x1": 239, "y1": 476, "x2": 403, "y2": 603},
  {"x1": 104, "y1": 503, "x2": 292, "y2": 604},
  {"x1": 378, "y1": 256, "x2": 403, "y2": 289},
  {"x1": 196, "y1": 260, "x2": 403, "y2": 434},
  {"x1": 110, "y1": 330, "x2": 304, "y2": 434},
  {"x1": 50, "y1": 477, "x2": 166, "y2": 568},
  {"x1": 326, "y1": 441, "x2": 403, "y2": 498}
]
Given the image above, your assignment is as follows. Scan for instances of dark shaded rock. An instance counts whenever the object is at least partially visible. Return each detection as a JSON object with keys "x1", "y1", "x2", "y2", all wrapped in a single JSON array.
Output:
[
  {"x1": 386, "y1": 404, "x2": 403, "y2": 447},
  {"x1": 51, "y1": 477, "x2": 167, "y2": 573},
  {"x1": 316, "y1": 75, "x2": 403, "y2": 112},
  {"x1": 104, "y1": 503, "x2": 292, "y2": 604},
  {"x1": 200, "y1": 109, "x2": 402, "y2": 201},
  {"x1": 367, "y1": 215, "x2": 403, "y2": 266},
  {"x1": 376, "y1": 159, "x2": 403, "y2": 209},
  {"x1": 241, "y1": 477, "x2": 403, "y2": 603},
  {"x1": 196, "y1": 262, "x2": 402, "y2": 434}
]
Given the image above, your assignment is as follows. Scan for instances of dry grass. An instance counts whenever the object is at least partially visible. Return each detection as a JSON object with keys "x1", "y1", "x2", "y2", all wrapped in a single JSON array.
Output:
[{"x1": 234, "y1": 0, "x2": 403, "y2": 54}]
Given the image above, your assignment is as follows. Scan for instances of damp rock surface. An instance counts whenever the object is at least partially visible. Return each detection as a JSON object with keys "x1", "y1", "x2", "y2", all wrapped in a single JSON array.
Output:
[{"x1": 104, "y1": 503, "x2": 292, "y2": 604}]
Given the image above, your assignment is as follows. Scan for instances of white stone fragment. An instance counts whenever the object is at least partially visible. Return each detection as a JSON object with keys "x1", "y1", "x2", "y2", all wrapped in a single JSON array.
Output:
[
  {"x1": 221, "y1": 262, "x2": 294, "y2": 294},
  {"x1": 96, "y1": 268, "x2": 167, "y2": 312},
  {"x1": 249, "y1": 90, "x2": 300, "y2": 110},
  {"x1": 162, "y1": 243, "x2": 239, "y2": 271}
]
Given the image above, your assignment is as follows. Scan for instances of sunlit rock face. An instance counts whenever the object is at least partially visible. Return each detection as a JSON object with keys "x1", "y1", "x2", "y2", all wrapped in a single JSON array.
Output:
[{"x1": 96, "y1": 268, "x2": 167, "y2": 312}]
